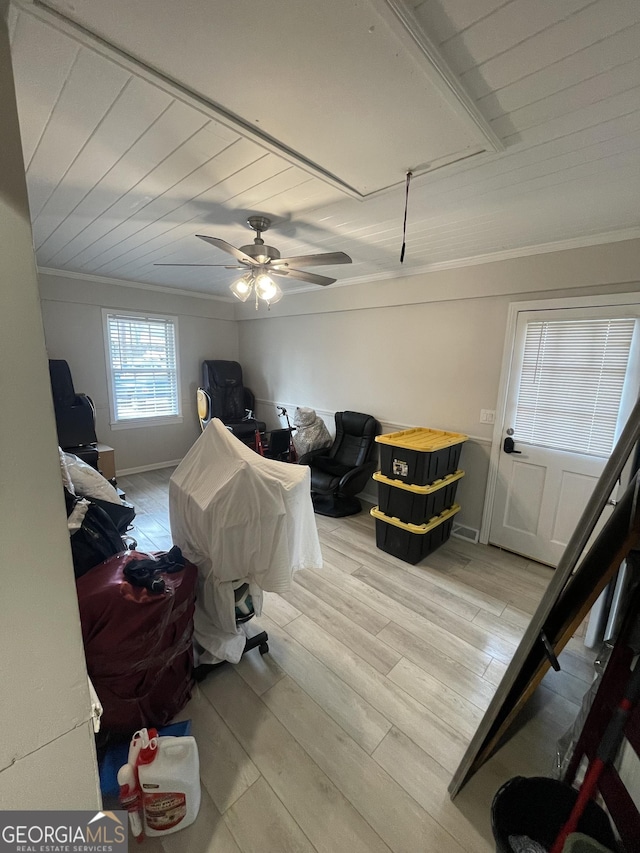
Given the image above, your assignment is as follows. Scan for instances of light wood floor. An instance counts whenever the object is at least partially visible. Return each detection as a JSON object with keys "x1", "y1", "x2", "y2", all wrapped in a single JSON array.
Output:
[{"x1": 117, "y1": 466, "x2": 595, "y2": 853}]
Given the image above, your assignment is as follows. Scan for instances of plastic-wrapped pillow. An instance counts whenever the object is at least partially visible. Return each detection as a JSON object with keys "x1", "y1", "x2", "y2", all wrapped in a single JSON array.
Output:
[
  {"x1": 64, "y1": 452, "x2": 122, "y2": 504},
  {"x1": 293, "y1": 407, "x2": 316, "y2": 427},
  {"x1": 293, "y1": 407, "x2": 332, "y2": 456},
  {"x1": 59, "y1": 446, "x2": 76, "y2": 495}
]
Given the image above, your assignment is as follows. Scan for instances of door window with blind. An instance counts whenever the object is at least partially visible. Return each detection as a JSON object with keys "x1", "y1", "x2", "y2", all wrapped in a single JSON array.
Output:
[
  {"x1": 102, "y1": 310, "x2": 181, "y2": 427},
  {"x1": 514, "y1": 317, "x2": 636, "y2": 457}
]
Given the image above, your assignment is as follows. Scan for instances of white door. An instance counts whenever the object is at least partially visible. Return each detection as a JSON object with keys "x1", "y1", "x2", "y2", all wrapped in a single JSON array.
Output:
[{"x1": 489, "y1": 307, "x2": 639, "y2": 566}]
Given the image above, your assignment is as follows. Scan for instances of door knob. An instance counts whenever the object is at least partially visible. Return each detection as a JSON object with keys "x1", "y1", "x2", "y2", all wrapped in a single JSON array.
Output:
[{"x1": 503, "y1": 436, "x2": 522, "y2": 454}]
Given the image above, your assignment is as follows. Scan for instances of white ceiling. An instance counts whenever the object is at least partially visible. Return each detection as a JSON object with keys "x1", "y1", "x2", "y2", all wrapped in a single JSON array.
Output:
[{"x1": 8, "y1": 0, "x2": 640, "y2": 300}]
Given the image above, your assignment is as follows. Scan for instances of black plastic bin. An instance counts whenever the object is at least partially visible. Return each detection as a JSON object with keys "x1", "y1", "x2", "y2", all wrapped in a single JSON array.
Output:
[
  {"x1": 373, "y1": 469, "x2": 464, "y2": 525},
  {"x1": 491, "y1": 777, "x2": 618, "y2": 853},
  {"x1": 376, "y1": 428, "x2": 467, "y2": 486},
  {"x1": 371, "y1": 504, "x2": 460, "y2": 565}
]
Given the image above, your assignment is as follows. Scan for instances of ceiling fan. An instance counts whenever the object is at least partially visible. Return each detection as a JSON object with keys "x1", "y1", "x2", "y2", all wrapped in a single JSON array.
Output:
[{"x1": 155, "y1": 216, "x2": 352, "y2": 306}]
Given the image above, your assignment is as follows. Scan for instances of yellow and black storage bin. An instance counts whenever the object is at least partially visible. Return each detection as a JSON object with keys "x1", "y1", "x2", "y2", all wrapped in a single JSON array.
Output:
[
  {"x1": 376, "y1": 428, "x2": 467, "y2": 486},
  {"x1": 371, "y1": 504, "x2": 461, "y2": 565},
  {"x1": 373, "y1": 469, "x2": 464, "y2": 526}
]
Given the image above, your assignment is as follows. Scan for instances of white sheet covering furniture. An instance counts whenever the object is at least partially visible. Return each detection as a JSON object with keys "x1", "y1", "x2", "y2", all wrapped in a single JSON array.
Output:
[{"x1": 169, "y1": 418, "x2": 321, "y2": 663}]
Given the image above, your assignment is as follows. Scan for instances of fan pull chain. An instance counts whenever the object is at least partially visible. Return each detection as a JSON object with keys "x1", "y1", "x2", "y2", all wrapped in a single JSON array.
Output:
[{"x1": 400, "y1": 170, "x2": 412, "y2": 263}]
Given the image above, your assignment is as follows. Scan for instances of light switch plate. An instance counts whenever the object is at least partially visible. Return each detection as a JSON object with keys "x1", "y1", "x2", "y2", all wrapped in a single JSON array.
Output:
[{"x1": 480, "y1": 409, "x2": 496, "y2": 424}]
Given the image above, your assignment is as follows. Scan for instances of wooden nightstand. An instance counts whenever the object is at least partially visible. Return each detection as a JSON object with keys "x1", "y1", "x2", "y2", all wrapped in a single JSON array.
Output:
[{"x1": 96, "y1": 443, "x2": 116, "y2": 481}]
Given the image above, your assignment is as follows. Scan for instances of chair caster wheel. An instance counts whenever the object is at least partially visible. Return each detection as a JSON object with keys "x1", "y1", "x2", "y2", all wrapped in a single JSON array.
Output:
[{"x1": 259, "y1": 642, "x2": 269, "y2": 656}]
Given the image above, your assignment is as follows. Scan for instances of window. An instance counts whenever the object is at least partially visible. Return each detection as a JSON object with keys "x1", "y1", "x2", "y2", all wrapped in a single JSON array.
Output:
[
  {"x1": 102, "y1": 310, "x2": 181, "y2": 427},
  {"x1": 514, "y1": 317, "x2": 635, "y2": 456}
]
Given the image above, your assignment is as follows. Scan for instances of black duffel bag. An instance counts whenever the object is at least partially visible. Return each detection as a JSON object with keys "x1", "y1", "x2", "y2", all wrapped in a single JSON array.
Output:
[
  {"x1": 65, "y1": 489, "x2": 128, "y2": 578},
  {"x1": 89, "y1": 496, "x2": 136, "y2": 536}
]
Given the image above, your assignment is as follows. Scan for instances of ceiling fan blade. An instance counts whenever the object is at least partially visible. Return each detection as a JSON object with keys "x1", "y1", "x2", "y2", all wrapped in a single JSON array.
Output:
[
  {"x1": 154, "y1": 263, "x2": 244, "y2": 268},
  {"x1": 196, "y1": 235, "x2": 256, "y2": 265},
  {"x1": 271, "y1": 251, "x2": 352, "y2": 268},
  {"x1": 272, "y1": 268, "x2": 336, "y2": 286}
]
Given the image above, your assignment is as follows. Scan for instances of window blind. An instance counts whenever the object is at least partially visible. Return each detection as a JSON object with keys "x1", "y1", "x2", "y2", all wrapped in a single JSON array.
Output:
[
  {"x1": 106, "y1": 313, "x2": 179, "y2": 421},
  {"x1": 514, "y1": 318, "x2": 635, "y2": 457}
]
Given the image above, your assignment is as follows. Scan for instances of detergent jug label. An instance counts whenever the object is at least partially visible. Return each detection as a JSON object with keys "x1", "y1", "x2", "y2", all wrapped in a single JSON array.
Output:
[{"x1": 143, "y1": 792, "x2": 187, "y2": 831}]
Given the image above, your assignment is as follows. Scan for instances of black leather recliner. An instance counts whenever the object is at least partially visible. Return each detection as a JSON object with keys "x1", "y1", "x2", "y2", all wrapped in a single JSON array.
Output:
[
  {"x1": 48, "y1": 359, "x2": 99, "y2": 469},
  {"x1": 197, "y1": 360, "x2": 266, "y2": 444},
  {"x1": 299, "y1": 411, "x2": 380, "y2": 517}
]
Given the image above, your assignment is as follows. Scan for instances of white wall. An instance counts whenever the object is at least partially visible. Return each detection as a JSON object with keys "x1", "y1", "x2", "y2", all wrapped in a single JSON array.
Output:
[
  {"x1": 0, "y1": 5, "x2": 100, "y2": 808},
  {"x1": 39, "y1": 272, "x2": 239, "y2": 472},
  {"x1": 237, "y1": 240, "x2": 640, "y2": 531},
  {"x1": 37, "y1": 240, "x2": 640, "y2": 529}
]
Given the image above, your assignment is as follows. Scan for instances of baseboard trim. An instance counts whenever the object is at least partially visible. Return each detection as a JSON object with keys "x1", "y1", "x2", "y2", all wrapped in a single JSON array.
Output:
[{"x1": 117, "y1": 459, "x2": 182, "y2": 476}]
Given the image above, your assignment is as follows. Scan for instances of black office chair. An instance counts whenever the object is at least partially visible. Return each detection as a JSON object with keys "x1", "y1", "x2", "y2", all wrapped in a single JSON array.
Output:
[
  {"x1": 48, "y1": 359, "x2": 99, "y2": 469},
  {"x1": 299, "y1": 411, "x2": 380, "y2": 517},
  {"x1": 197, "y1": 360, "x2": 266, "y2": 445}
]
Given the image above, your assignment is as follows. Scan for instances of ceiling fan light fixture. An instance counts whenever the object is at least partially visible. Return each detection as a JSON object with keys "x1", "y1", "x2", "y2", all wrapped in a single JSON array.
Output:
[
  {"x1": 172, "y1": 216, "x2": 352, "y2": 304},
  {"x1": 255, "y1": 273, "x2": 280, "y2": 302},
  {"x1": 265, "y1": 282, "x2": 283, "y2": 306},
  {"x1": 230, "y1": 275, "x2": 252, "y2": 301}
]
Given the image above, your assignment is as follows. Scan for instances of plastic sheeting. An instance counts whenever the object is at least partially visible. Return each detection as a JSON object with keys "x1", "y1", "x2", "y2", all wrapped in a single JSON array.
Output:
[
  {"x1": 77, "y1": 551, "x2": 197, "y2": 732},
  {"x1": 169, "y1": 419, "x2": 322, "y2": 663},
  {"x1": 63, "y1": 450, "x2": 122, "y2": 503},
  {"x1": 554, "y1": 643, "x2": 610, "y2": 782}
]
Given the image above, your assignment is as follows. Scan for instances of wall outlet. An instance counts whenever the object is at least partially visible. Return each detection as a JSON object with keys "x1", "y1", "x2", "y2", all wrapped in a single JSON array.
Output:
[{"x1": 480, "y1": 409, "x2": 496, "y2": 424}]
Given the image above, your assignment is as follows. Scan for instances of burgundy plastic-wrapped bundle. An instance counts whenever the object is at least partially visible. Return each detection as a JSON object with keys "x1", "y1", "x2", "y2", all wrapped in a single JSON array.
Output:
[{"x1": 76, "y1": 551, "x2": 198, "y2": 733}]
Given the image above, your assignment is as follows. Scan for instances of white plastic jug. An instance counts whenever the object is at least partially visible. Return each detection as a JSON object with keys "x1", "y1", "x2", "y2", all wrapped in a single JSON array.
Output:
[{"x1": 138, "y1": 736, "x2": 201, "y2": 836}]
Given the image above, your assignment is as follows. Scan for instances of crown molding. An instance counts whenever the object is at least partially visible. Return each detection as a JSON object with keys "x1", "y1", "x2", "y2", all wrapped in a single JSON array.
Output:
[
  {"x1": 39, "y1": 226, "x2": 640, "y2": 310},
  {"x1": 37, "y1": 266, "x2": 234, "y2": 301},
  {"x1": 329, "y1": 227, "x2": 640, "y2": 289}
]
